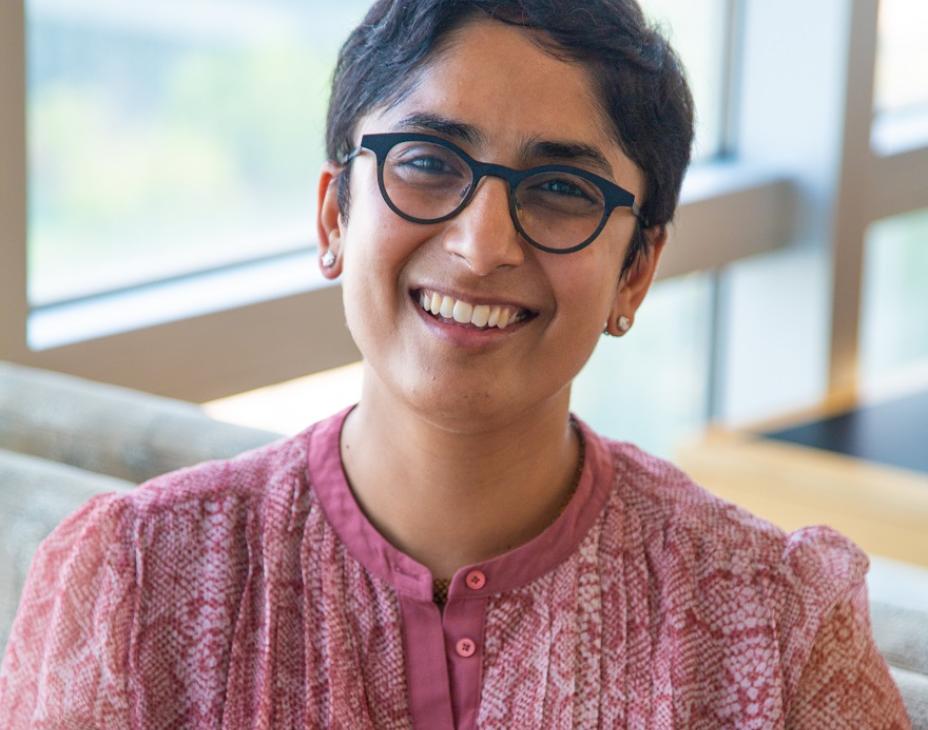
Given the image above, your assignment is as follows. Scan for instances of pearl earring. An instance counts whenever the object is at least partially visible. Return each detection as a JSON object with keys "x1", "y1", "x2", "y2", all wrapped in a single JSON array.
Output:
[
  {"x1": 321, "y1": 250, "x2": 336, "y2": 268},
  {"x1": 602, "y1": 316, "x2": 632, "y2": 336}
]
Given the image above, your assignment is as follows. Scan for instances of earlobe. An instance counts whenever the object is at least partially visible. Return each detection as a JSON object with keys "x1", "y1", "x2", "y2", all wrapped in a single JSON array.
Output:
[
  {"x1": 605, "y1": 224, "x2": 669, "y2": 336},
  {"x1": 317, "y1": 161, "x2": 346, "y2": 279}
]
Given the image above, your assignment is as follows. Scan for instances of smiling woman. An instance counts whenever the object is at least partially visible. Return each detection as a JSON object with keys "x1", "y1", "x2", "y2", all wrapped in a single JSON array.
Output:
[{"x1": 0, "y1": 1, "x2": 912, "y2": 729}]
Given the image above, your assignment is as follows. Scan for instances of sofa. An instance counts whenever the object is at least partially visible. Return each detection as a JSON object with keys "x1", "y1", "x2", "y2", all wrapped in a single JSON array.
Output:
[{"x1": 1, "y1": 360, "x2": 926, "y2": 727}]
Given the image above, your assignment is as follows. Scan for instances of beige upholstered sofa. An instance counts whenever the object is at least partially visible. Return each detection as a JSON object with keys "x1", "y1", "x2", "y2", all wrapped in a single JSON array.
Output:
[{"x1": 1, "y1": 361, "x2": 925, "y2": 727}]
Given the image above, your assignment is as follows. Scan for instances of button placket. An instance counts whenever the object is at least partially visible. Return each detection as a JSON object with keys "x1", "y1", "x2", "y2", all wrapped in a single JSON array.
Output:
[
  {"x1": 447, "y1": 571, "x2": 485, "y2": 659},
  {"x1": 440, "y1": 576, "x2": 488, "y2": 728}
]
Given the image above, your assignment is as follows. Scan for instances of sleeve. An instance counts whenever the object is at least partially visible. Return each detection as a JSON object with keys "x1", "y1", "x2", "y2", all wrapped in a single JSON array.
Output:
[
  {"x1": 780, "y1": 528, "x2": 912, "y2": 729},
  {"x1": 787, "y1": 579, "x2": 911, "y2": 728},
  {"x1": 0, "y1": 493, "x2": 136, "y2": 730}
]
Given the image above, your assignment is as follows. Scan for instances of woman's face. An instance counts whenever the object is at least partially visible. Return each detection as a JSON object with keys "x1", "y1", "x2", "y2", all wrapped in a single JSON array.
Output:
[{"x1": 318, "y1": 18, "x2": 661, "y2": 430}]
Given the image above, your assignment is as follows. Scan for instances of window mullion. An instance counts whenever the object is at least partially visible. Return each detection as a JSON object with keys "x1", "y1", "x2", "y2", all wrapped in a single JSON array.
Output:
[
  {"x1": 0, "y1": 0, "x2": 28, "y2": 362},
  {"x1": 828, "y1": 0, "x2": 881, "y2": 399}
]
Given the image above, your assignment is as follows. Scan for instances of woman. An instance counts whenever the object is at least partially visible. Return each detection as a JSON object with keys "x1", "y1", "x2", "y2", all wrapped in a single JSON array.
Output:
[{"x1": 0, "y1": 0, "x2": 911, "y2": 728}]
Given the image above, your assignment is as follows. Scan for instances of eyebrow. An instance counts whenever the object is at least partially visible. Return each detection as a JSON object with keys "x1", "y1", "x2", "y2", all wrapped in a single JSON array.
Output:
[
  {"x1": 393, "y1": 112, "x2": 615, "y2": 179},
  {"x1": 395, "y1": 112, "x2": 485, "y2": 146},
  {"x1": 526, "y1": 137, "x2": 615, "y2": 179}
]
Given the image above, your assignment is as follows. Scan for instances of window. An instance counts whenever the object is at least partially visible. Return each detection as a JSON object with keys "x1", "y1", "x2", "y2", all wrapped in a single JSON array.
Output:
[
  {"x1": 875, "y1": 0, "x2": 928, "y2": 114},
  {"x1": 640, "y1": 0, "x2": 730, "y2": 160},
  {"x1": 860, "y1": 208, "x2": 928, "y2": 389},
  {"x1": 27, "y1": 0, "x2": 370, "y2": 306}
]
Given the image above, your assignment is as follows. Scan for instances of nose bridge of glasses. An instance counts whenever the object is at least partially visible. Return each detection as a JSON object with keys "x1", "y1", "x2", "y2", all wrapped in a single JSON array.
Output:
[
  {"x1": 472, "y1": 160, "x2": 521, "y2": 195},
  {"x1": 444, "y1": 165, "x2": 525, "y2": 270},
  {"x1": 463, "y1": 165, "x2": 520, "y2": 229}
]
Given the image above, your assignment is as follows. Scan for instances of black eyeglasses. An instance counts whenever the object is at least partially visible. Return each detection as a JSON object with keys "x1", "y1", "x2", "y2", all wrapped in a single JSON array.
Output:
[{"x1": 341, "y1": 132, "x2": 644, "y2": 255}]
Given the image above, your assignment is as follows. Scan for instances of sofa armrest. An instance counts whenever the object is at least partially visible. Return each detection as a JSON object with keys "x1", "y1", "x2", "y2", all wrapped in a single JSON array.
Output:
[{"x1": 0, "y1": 361, "x2": 280, "y2": 484}]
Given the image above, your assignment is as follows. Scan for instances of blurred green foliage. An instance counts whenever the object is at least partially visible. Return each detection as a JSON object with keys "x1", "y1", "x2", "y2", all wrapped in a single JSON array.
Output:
[{"x1": 28, "y1": 16, "x2": 336, "y2": 302}]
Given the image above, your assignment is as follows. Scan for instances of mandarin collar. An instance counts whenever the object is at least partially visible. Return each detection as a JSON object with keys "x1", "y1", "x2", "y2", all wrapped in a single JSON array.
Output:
[{"x1": 306, "y1": 405, "x2": 614, "y2": 602}]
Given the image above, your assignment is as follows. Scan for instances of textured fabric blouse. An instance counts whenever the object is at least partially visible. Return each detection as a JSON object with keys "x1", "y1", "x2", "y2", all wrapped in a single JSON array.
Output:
[{"x1": 0, "y1": 406, "x2": 911, "y2": 729}]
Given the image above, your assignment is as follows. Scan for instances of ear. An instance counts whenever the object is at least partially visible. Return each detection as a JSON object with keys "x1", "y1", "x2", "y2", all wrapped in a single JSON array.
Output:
[
  {"x1": 316, "y1": 160, "x2": 346, "y2": 279},
  {"x1": 605, "y1": 224, "x2": 669, "y2": 335}
]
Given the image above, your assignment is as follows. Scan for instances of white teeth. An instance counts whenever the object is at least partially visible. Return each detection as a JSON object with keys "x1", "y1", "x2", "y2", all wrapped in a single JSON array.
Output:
[
  {"x1": 417, "y1": 290, "x2": 528, "y2": 330},
  {"x1": 452, "y1": 300, "x2": 473, "y2": 324},
  {"x1": 471, "y1": 304, "x2": 490, "y2": 327}
]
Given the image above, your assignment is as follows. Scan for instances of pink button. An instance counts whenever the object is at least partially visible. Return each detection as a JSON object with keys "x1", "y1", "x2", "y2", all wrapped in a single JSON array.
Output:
[
  {"x1": 465, "y1": 570, "x2": 486, "y2": 590},
  {"x1": 455, "y1": 638, "x2": 476, "y2": 658}
]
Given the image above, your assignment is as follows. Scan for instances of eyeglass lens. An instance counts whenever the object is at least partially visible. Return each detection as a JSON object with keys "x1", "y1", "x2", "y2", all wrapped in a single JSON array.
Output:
[{"x1": 382, "y1": 140, "x2": 606, "y2": 250}]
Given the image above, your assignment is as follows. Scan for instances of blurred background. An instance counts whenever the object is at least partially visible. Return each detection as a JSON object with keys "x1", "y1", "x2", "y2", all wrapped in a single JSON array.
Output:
[{"x1": 1, "y1": 0, "x2": 927, "y2": 554}]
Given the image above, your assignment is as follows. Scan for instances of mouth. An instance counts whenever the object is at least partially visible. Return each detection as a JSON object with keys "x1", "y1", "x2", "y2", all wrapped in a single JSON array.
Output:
[{"x1": 410, "y1": 288, "x2": 538, "y2": 331}]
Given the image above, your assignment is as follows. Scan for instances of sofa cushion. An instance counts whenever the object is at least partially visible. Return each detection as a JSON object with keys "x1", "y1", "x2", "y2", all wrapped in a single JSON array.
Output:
[
  {"x1": 868, "y1": 555, "x2": 928, "y2": 676},
  {"x1": 871, "y1": 601, "x2": 928, "y2": 676},
  {"x1": 0, "y1": 448, "x2": 134, "y2": 657},
  {"x1": 889, "y1": 666, "x2": 928, "y2": 729}
]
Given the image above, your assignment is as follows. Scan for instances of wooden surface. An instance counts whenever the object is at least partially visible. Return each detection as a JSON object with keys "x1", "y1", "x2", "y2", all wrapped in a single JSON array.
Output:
[{"x1": 675, "y1": 400, "x2": 928, "y2": 568}]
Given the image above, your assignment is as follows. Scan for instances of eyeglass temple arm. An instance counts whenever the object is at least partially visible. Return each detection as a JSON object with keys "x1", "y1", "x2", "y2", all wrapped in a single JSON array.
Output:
[
  {"x1": 631, "y1": 203, "x2": 650, "y2": 228},
  {"x1": 339, "y1": 147, "x2": 364, "y2": 166}
]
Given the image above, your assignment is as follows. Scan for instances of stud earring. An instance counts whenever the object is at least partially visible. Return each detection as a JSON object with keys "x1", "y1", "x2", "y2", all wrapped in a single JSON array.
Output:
[
  {"x1": 603, "y1": 316, "x2": 633, "y2": 336},
  {"x1": 321, "y1": 250, "x2": 336, "y2": 268}
]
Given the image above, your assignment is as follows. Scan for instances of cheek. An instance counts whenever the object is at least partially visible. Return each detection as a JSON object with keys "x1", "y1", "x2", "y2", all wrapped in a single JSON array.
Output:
[
  {"x1": 536, "y1": 266, "x2": 616, "y2": 387},
  {"x1": 551, "y1": 252, "x2": 620, "y2": 328},
  {"x1": 339, "y1": 218, "x2": 422, "y2": 350},
  {"x1": 344, "y1": 184, "x2": 424, "y2": 272}
]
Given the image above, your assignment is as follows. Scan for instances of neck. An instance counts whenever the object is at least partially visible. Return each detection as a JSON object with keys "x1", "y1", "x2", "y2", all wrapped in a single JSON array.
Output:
[{"x1": 340, "y1": 367, "x2": 581, "y2": 580}]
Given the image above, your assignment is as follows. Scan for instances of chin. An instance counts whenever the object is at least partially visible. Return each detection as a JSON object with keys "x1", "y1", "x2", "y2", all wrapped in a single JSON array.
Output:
[
  {"x1": 406, "y1": 384, "x2": 512, "y2": 432},
  {"x1": 399, "y1": 374, "x2": 571, "y2": 436}
]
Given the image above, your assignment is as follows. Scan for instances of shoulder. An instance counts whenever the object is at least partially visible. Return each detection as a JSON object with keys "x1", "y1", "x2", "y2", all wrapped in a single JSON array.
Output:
[
  {"x1": 606, "y1": 436, "x2": 866, "y2": 572},
  {"x1": 601, "y1": 434, "x2": 869, "y2": 626},
  {"x1": 603, "y1": 436, "x2": 788, "y2": 556},
  {"x1": 48, "y1": 414, "x2": 330, "y2": 564},
  {"x1": 35, "y1": 415, "x2": 324, "y2": 567},
  {"x1": 121, "y1": 420, "x2": 319, "y2": 520},
  {"x1": 598, "y1": 435, "x2": 875, "y2": 702}
]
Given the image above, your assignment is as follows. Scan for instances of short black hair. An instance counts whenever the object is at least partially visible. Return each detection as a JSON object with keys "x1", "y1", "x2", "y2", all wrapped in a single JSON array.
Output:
[{"x1": 325, "y1": 0, "x2": 694, "y2": 281}]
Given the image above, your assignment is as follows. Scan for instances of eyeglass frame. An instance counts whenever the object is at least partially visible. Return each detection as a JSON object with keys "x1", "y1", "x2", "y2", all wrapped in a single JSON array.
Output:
[{"x1": 340, "y1": 132, "x2": 646, "y2": 255}]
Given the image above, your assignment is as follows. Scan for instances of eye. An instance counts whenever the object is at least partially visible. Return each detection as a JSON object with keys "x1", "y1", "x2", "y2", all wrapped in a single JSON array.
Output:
[
  {"x1": 518, "y1": 171, "x2": 603, "y2": 216},
  {"x1": 402, "y1": 155, "x2": 453, "y2": 173},
  {"x1": 535, "y1": 178, "x2": 595, "y2": 201},
  {"x1": 388, "y1": 142, "x2": 467, "y2": 180}
]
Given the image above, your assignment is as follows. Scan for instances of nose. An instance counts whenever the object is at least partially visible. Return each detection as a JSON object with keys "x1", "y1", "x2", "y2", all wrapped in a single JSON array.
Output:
[{"x1": 442, "y1": 176, "x2": 525, "y2": 275}]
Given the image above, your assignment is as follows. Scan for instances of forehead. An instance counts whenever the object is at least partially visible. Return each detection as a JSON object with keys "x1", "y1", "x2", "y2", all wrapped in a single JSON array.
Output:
[{"x1": 363, "y1": 18, "x2": 623, "y2": 164}]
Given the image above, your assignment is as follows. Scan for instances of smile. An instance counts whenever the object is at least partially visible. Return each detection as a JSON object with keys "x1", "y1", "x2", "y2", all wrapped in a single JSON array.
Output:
[{"x1": 413, "y1": 288, "x2": 536, "y2": 330}]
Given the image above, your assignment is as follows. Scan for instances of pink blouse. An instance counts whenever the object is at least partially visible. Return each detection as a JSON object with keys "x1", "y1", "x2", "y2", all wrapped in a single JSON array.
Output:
[{"x1": 0, "y1": 406, "x2": 911, "y2": 728}]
